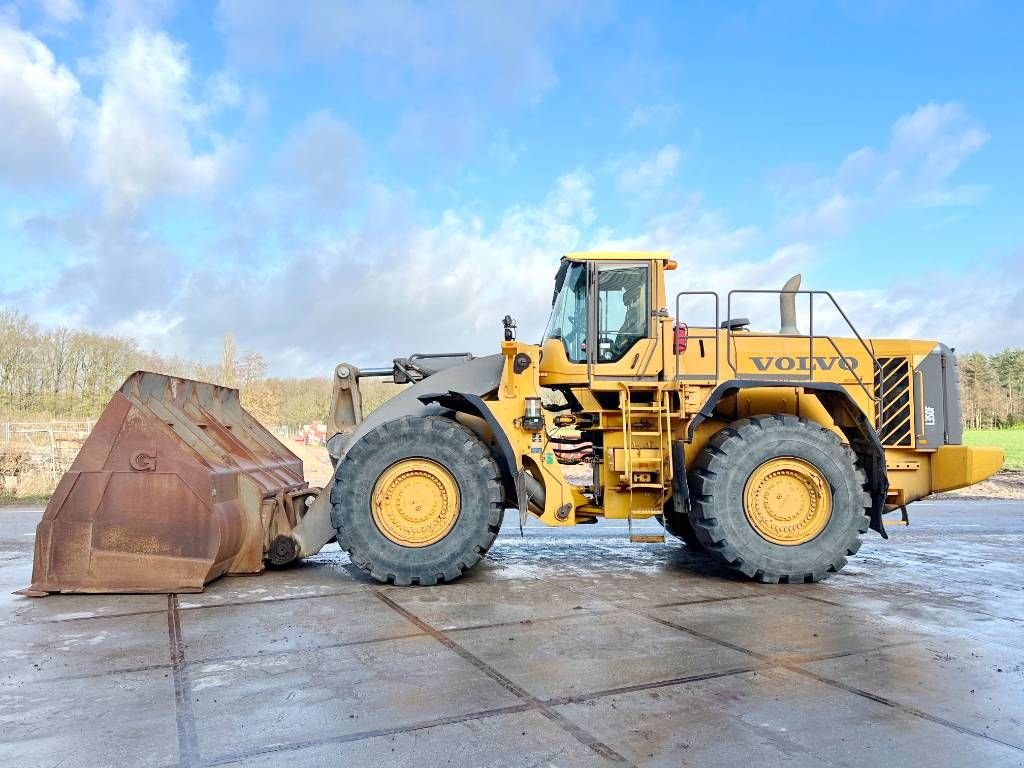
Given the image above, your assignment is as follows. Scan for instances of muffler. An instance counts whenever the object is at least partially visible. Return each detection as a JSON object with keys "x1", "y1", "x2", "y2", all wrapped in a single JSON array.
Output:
[{"x1": 779, "y1": 274, "x2": 802, "y2": 334}]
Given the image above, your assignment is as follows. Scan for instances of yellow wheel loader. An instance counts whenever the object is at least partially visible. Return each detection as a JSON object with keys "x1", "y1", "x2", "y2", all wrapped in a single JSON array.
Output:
[{"x1": 20, "y1": 252, "x2": 1004, "y2": 595}]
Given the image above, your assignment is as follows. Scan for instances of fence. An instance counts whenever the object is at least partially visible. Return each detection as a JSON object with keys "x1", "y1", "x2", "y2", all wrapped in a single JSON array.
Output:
[
  {"x1": 1, "y1": 420, "x2": 313, "y2": 499},
  {"x1": 0, "y1": 421, "x2": 95, "y2": 497}
]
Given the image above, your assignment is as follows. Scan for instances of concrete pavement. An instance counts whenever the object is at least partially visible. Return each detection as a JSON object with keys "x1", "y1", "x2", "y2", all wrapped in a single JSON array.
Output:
[{"x1": 1, "y1": 500, "x2": 1022, "y2": 767}]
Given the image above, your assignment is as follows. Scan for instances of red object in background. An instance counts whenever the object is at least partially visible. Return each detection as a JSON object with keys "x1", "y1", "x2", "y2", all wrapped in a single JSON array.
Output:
[
  {"x1": 294, "y1": 421, "x2": 328, "y2": 446},
  {"x1": 674, "y1": 323, "x2": 688, "y2": 353}
]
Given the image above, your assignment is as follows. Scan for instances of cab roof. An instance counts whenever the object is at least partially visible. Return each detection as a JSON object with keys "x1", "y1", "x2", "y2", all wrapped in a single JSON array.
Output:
[{"x1": 563, "y1": 251, "x2": 672, "y2": 262}]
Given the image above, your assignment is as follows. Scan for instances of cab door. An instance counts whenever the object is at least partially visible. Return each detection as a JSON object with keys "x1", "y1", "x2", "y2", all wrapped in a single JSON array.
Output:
[{"x1": 587, "y1": 261, "x2": 659, "y2": 381}]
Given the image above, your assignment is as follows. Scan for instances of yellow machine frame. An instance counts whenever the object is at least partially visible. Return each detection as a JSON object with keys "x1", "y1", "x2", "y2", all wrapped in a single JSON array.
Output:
[{"x1": 465, "y1": 252, "x2": 1002, "y2": 533}]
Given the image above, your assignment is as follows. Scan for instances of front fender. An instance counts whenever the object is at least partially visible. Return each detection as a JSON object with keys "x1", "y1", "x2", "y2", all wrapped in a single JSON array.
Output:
[
  {"x1": 417, "y1": 390, "x2": 521, "y2": 506},
  {"x1": 327, "y1": 355, "x2": 504, "y2": 466}
]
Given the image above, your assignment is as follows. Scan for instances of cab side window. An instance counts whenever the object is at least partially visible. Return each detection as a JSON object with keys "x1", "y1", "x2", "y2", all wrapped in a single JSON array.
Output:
[
  {"x1": 596, "y1": 264, "x2": 649, "y2": 362},
  {"x1": 543, "y1": 262, "x2": 589, "y2": 363}
]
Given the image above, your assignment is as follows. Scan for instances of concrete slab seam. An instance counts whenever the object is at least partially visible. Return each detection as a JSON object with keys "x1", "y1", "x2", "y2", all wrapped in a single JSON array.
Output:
[
  {"x1": 371, "y1": 589, "x2": 635, "y2": 767},
  {"x1": 647, "y1": 593, "x2": 763, "y2": 609},
  {"x1": 194, "y1": 654, "x2": 776, "y2": 764},
  {"x1": 535, "y1": 574, "x2": 1024, "y2": 754},
  {"x1": 184, "y1": 630, "x2": 426, "y2": 668},
  {"x1": 542, "y1": 665, "x2": 762, "y2": 706},
  {"x1": 649, "y1": 607, "x2": 1024, "y2": 754},
  {"x1": 785, "y1": 665, "x2": 1024, "y2": 753},
  {"x1": 13, "y1": 607, "x2": 169, "y2": 625},
  {"x1": 167, "y1": 593, "x2": 201, "y2": 768},
  {"x1": 27, "y1": 661, "x2": 174, "y2": 683},
  {"x1": 791, "y1": 589, "x2": 1024, "y2": 644},
  {"x1": 200, "y1": 703, "x2": 535, "y2": 767},
  {"x1": 443, "y1": 606, "x2": 623, "y2": 634},
  {"x1": 178, "y1": 587, "x2": 373, "y2": 612}
]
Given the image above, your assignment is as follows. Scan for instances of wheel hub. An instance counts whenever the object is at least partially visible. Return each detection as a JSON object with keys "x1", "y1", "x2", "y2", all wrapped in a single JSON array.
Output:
[
  {"x1": 743, "y1": 457, "x2": 832, "y2": 546},
  {"x1": 371, "y1": 458, "x2": 461, "y2": 547}
]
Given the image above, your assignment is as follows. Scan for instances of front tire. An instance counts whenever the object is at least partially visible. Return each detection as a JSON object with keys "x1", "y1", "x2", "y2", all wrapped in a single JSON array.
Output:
[
  {"x1": 688, "y1": 414, "x2": 870, "y2": 583},
  {"x1": 330, "y1": 415, "x2": 504, "y2": 586}
]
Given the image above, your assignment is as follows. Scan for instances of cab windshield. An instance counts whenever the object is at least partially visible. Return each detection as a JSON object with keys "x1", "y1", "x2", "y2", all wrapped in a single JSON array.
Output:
[{"x1": 542, "y1": 261, "x2": 588, "y2": 363}]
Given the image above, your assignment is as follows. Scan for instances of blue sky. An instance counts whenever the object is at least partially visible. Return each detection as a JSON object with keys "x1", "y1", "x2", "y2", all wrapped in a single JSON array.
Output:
[{"x1": 1, "y1": 0, "x2": 1021, "y2": 375}]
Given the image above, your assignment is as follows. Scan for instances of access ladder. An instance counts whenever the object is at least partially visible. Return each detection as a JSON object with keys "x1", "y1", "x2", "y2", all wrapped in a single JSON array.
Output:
[{"x1": 619, "y1": 383, "x2": 672, "y2": 543}]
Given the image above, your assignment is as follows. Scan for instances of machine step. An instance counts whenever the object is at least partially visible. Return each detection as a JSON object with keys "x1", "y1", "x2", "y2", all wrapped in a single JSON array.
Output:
[{"x1": 629, "y1": 534, "x2": 666, "y2": 544}]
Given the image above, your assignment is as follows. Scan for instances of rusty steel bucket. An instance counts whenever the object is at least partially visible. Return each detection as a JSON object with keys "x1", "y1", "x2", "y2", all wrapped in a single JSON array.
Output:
[{"x1": 20, "y1": 372, "x2": 317, "y2": 596}]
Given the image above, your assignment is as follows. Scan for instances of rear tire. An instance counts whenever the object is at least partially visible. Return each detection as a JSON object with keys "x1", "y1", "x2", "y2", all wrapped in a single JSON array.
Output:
[
  {"x1": 688, "y1": 414, "x2": 870, "y2": 583},
  {"x1": 330, "y1": 415, "x2": 504, "y2": 586}
]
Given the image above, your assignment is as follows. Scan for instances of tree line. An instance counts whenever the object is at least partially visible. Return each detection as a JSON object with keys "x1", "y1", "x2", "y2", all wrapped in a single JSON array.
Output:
[
  {"x1": 0, "y1": 309, "x2": 338, "y2": 428},
  {"x1": 1, "y1": 308, "x2": 1021, "y2": 430},
  {"x1": 960, "y1": 350, "x2": 1024, "y2": 429}
]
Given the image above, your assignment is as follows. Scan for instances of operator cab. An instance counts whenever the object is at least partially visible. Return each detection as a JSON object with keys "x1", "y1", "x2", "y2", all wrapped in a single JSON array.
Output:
[{"x1": 540, "y1": 252, "x2": 673, "y2": 384}]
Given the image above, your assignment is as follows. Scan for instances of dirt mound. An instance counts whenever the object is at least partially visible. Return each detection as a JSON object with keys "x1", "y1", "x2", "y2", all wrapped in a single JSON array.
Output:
[{"x1": 930, "y1": 469, "x2": 1024, "y2": 500}]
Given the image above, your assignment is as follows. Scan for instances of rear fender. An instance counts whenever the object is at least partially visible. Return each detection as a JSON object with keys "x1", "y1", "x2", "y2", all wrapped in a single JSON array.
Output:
[{"x1": 689, "y1": 379, "x2": 889, "y2": 537}]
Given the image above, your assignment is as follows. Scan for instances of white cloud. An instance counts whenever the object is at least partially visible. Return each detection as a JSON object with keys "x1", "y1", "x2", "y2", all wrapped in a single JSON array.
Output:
[
  {"x1": 203, "y1": 70, "x2": 244, "y2": 111},
  {"x1": 216, "y1": 0, "x2": 592, "y2": 169},
  {"x1": 785, "y1": 192, "x2": 855, "y2": 238},
  {"x1": 99, "y1": 0, "x2": 175, "y2": 38},
  {"x1": 782, "y1": 102, "x2": 989, "y2": 238},
  {"x1": 625, "y1": 102, "x2": 681, "y2": 131},
  {"x1": 0, "y1": 13, "x2": 247, "y2": 210},
  {"x1": 14, "y1": 149, "x2": 1021, "y2": 375},
  {"x1": 389, "y1": 103, "x2": 481, "y2": 161},
  {"x1": 834, "y1": 255, "x2": 1024, "y2": 353},
  {"x1": 89, "y1": 30, "x2": 242, "y2": 215},
  {"x1": 0, "y1": 19, "x2": 83, "y2": 184},
  {"x1": 216, "y1": 0, "x2": 583, "y2": 100},
  {"x1": 0, "y1": 13, "x2": 254, "y2": 341},
  {"x1": 590, "y1": 194, "x2": 803, "y2": 326},
  {"x1": 275, "y1": 110, "x2": 365, "y2": 212},
  {"x1": 596, "y1": 194, "x2": 755, "y2": 264},
  {"x1": 14, "y1": 170, "x2": 601, "y2": 373},
  {"x1": 615, "y1": 144, "x2": 682, "y2": 193},
  {"x1": 161, "y1": 171, "x2": 598, "y2": 371},
  {"x1": 490, "y1": 130, "x2": 523, "y2": 172},
  {"x1": 0, "y1": 16, "x2": 1013, "y2": 374},
  {"x1": 39, "y1": 0, "x2": 83, "y2": 24}
]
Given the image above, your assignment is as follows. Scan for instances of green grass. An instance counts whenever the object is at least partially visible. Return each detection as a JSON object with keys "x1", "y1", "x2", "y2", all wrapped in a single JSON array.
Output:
[
  {"x1": 0, "y1": 494, "x2": 50, "y2": 507},
  {"x1": 964, "y1": 429, "x2": 1024, "y2": 471}
]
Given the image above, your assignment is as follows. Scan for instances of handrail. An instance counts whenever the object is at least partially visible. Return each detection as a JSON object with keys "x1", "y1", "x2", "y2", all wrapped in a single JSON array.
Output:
[
  {"x1": 725, "y1": 289, "x2": 881, "y2": 416},
  {"x1": 673, "y1": 291, "x2": 720, "y2": 382},
  {"x1": 672, "y1": 288, "x2": 884, "y2": 428}
]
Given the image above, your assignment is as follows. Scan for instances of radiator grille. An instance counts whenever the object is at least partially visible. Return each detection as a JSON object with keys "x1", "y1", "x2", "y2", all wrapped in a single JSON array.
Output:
[{"x1": 876, "y1": 357, "x2": 912, "y2": 447}]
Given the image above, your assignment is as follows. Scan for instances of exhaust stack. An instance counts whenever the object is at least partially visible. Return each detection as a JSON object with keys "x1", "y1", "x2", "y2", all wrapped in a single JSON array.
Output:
[{"x1": 780, "y1": 274, "x2": 801, "y2": 335}]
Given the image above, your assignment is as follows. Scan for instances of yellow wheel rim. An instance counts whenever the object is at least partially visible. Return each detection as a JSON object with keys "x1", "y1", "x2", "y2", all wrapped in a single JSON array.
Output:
[
  {"x1": 743, "y1": 457, "x2": 832, "y2": 546},
  {"x1": 371, "y1": 458, "x2": 461, "y2": 547}
]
